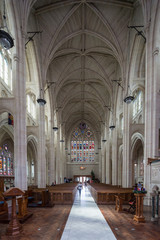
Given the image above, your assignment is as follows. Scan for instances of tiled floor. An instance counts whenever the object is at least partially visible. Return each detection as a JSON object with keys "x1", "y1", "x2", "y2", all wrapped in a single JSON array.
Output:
[{"x1": 61, "y1": 187, "x2": 117, "y2": 240}]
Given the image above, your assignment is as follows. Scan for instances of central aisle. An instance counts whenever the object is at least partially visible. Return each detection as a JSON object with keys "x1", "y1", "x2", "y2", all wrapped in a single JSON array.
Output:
[{"x1": 61, "y1": 187, "x2": 117, "y2": 240}]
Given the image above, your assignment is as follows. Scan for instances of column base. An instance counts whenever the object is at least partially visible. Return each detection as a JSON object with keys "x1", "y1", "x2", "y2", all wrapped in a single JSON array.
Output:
[{"x1": 133, "y1": 215, "x2": 145, "y2": 223}]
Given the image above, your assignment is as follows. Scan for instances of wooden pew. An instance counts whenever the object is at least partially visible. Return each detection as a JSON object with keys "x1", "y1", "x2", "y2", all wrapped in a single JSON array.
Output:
[
  {"x1": 26, "y1": 188, "x2": 51, "y2": 207},
  {"x1": 49, "y1": 183, "x2": 78, "y2": 205},
  {"x1": 88, "y1": 183, "x2": 133, "y2": 206}
]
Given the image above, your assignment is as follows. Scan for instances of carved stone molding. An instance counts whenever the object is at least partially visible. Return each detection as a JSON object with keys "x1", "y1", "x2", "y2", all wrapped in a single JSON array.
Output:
[{"x1": 153, "y1": 47, "x2": 159, "y2": 56}]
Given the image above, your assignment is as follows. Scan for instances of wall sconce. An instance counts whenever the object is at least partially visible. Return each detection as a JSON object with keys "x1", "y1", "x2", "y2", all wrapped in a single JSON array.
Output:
[{"x1": 80, "y1": 166, "x2": 86, "y2": 170}]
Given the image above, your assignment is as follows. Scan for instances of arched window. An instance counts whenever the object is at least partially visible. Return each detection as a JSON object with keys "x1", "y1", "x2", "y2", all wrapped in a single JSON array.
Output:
[
  {"x1": 0, "y1": 48, "x2": 12, "y2": 90},
  {"x1": 71, "y1": 123, "x2": 95, "y2": 162},
  {"x1": 133, "y1": 90, "x2": 142, "y2": 117},
  {"x1": 0, "y1": 144, "x2": 13, "y2": 176},
  {"x1": 27, "y1": 93, "x2": 36, "y2": 119}
]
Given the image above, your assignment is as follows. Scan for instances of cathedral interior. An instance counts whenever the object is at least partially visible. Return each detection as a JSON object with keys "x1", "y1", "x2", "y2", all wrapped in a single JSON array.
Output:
[{"x1": 0, "y1": 0, "x2": 160, "y2": 239}]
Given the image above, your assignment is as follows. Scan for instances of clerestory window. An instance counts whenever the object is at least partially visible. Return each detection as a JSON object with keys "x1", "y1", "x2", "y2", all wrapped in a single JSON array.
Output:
[
  {"x1": 27, "y1": 94, "x2": 36, "y2": 119},
  {"x1": 133, "y1": 90, "x2": 142, "y2": 117},
  {"x1": 0, "y1": 48, "x2": 12, "y2": 90}
]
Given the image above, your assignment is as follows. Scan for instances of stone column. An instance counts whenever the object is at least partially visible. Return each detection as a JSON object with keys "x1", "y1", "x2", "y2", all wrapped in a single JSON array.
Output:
[
  {"x1": 101, "y1": 129, "x2": 106, "y2": 183},
  {"x1": 56, "y1": 129, "x2": 60, "y2": 184},
  {"x1": 48, "y1": 127, "x2": 55, "y2": 185},
  {"x1": 37, "y1": 105, "x2": 46, "y2": 188},
  {"x1": 98, "y1": 146, "x2": 102, "y2": 182},
  {"x1": 13, "y1": 52, "x2": 27, "y2": 190},
  {"x1": 142, "y1": 1, "x2": 160, "y2": 204},
  {"x1": 112, "y1": 128, "x2": 118, "y2": 185},
  {"x1": 122, "y1": 103, "x2": 131, "y2": 187},
  {"x1": 105, "y1": 140, "x2": 111, "y2": 184}
]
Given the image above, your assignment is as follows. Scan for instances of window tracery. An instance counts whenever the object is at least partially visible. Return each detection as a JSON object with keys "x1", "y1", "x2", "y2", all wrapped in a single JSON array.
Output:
[
  {"x1": 0, "y1": 144, "x2": 13, "y2": 176},
  {"x1": 71, "y1": 123, "x2": 95, "y2": 162}
]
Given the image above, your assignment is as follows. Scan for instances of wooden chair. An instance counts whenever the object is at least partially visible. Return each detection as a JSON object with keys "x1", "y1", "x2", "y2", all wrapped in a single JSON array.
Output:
[{"x1": 128, "y1": 196, "x2": 136, "y2": 214}]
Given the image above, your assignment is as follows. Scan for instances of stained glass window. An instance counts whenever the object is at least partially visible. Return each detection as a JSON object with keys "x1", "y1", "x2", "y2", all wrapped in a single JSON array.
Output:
[
  {"x1": 0, "y1": 145, "x2": 13, "y2": 176},
  {"x1": 71, "y1": 123, "x2": 95, "y2": 162}
]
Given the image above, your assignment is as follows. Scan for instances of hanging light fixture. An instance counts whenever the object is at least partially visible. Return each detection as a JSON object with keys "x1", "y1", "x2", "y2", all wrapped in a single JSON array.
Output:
[
  {"x1": 53, "y1": 127, "x2": 58, "y2": 131},
  {"x1": 0, "y1": 1, "x2": 14, "y2": 50},
  {"x1": 105, "y1": 105, "x2": 116, "y2": 130},
  {"x1": 124, "y1": 85, "x2": 134, "y2": 104},
  {"x1": 0, "y1": 30, "x2": 14, "y2": 49},
  {"x1": 109, "y1": 110, "x2": 115, "y2": 130},
  {"x1": 37, "y1": 89, "x2": 46, "y2": 105},
  {"x1": 37, "y1": 82, "x2": 55, "y2": 106},
  {"x1": 123, "y1": 27, "x2": 134, "y2": 104},
  {"x1": 109, "y1": 125, "x2": 115, "y2": 130}
]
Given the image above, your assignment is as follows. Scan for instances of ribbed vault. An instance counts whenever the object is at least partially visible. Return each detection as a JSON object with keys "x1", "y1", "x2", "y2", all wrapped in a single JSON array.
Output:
[{"x1": 31, "y1": 0, "x2": 135, "y2": 135}]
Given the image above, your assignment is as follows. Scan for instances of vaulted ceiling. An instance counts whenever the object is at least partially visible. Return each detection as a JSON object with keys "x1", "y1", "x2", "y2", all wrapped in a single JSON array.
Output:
[{"x1": 30, "y1": 0, "x2": 136, "y2": 135}]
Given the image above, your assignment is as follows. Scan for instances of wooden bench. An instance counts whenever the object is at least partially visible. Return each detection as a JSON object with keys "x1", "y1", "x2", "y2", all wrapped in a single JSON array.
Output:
[
  {"x1": 115, "y1": 195, "x2": 125, "y2": 212},
  {"x1": 26, "y1": 188, "x2": 51, "y2": 207},
  {"x1": 88, "y1": 183, "x2": 133, "y2": 206},
  {"x1": 49, "y1": 183, "x2": 78, "y2": 205}
]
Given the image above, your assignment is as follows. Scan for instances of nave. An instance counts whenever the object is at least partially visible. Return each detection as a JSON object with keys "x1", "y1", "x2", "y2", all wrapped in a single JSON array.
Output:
[
  {"x1": 0, "y1": 187, "x2": 160, "y2": 240},
  {"x1": 61, "y1": 187, "x2": 116, "y2": 240}
]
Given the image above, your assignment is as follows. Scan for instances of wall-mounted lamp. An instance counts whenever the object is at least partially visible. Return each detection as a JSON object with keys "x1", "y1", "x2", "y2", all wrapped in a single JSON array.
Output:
[
  {"x1": 80, "y1": 166, "x2": 86, "y2": 170},
  {"x1": 102, "y1": 139, "x2": 107, "y2": 143},
  {"x1": 60, "y1": 140, "x2": 64, "y2": 143}
]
